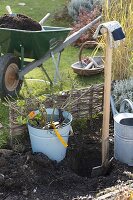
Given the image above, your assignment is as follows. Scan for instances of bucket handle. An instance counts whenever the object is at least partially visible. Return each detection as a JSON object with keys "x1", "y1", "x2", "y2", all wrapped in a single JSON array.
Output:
[
  {"x1": 51, "y1": 123, "x2": 68, "y2": 148},
  {"x1": 120, "y1": 99, "x2": 133, "y2": 113}
]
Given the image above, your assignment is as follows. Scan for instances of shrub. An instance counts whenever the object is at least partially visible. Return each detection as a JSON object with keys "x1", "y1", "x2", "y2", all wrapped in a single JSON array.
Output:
[
  {"x1": 112, "y1": 78, "x2": 133, "y2": 110},
  {"x1": 70, "y1": 6, "x2": 101, "y2": 47},
  {"x1": 68, "y1": 0, "x2": 103, "y2": 20}
]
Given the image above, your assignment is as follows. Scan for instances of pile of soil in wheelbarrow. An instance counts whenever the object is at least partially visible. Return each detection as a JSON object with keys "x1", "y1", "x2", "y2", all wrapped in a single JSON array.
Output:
[
  {"x1": 0, "y1": 14, "x2": 42, "y2": 31},
  {"x1": 0, "y1": 115, "x2": 133, "y2": 200}
]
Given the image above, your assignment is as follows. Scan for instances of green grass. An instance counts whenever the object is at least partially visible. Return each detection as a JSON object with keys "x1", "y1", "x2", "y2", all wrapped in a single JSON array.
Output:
[
  {"x1": 23, "y1": 46, "x2": 103, "y2": 95},
  {"x1": 0, "y1": 0, "x2": 104, "y2": 147},
  {"x1": 0, "y1": 101, "x2": 9, "y2": 147}
]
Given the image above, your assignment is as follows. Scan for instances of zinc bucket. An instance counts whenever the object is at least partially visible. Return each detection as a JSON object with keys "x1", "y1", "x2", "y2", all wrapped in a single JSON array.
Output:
[
  {"x1": 28, "y1": 108, "x2": 72, "y2": 162},
  {"x1": 114, "y1": 113, "x2": 133, "y2": 166}
]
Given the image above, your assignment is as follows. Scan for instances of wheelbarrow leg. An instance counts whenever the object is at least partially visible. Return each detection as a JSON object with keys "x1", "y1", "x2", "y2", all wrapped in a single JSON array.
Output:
[
  {"x1": 20, "y1": 45, "x2": 24, "y2": 70},
  {"x1": 40, "y1": 66, "x2": 53, "y2": 88},
  {"x1": 51, "y1": 51, "x2": 61, "y2": 84}
]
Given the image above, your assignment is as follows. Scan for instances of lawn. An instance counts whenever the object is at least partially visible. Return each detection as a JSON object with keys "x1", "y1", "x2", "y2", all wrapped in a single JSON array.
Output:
[
  {"x1": 0, "y1": 0, "x2": 103, "y2": 93},
  {"x1": 0, "y1": 0, "x2": 103, "y2": 147}
]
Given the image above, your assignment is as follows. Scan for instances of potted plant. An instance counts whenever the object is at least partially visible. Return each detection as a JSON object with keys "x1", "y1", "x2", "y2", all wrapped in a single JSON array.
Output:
[{"x1": 5, "y1": 95, "x2": 73, "y2": 162}]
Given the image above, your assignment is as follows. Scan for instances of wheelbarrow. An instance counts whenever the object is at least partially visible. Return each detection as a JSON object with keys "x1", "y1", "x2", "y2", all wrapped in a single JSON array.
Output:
[
  {"x1": 110, "y1": 96, "x2": 133, "y2": 166},
  {"x1": 0, "y1": 16, "x2": 101, "y2": 97}
]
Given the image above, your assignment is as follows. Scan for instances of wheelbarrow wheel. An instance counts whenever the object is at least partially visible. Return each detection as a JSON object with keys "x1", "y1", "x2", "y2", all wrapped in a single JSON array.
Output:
[{"x1": 0, "y1": 54, "x2": 23, "y2": 97}]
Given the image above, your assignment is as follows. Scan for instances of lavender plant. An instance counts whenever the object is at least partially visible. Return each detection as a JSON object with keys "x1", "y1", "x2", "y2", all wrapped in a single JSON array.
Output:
[{"x1": 112, "y1": 78, "x2": 133, "y2": 109}]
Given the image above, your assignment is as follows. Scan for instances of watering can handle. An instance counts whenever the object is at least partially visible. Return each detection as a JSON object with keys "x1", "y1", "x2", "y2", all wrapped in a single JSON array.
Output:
[
  {"x1": 6, "y1": 5, "x2": 12, "y2": 14},
  {"x1": 39, "y1": 13, "x2": 50, "y2": 26},
  {"x1": 120, "y1": 99, "x2": 133, "y2": 113}
]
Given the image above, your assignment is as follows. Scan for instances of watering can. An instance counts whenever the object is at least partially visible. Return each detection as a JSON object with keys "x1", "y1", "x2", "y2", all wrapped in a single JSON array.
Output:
[{"x1": 110, "y1": 96, "x2": 133, "y2": 166}]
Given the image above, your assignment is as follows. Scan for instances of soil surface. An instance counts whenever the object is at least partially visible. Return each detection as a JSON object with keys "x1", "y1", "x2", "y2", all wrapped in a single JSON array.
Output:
[
  {"x1": 0, "y1": 116, "x2": 133, "y2": 200},
  {"x1": 0, "y1": 14, "x2": 41, "y2": 31}
]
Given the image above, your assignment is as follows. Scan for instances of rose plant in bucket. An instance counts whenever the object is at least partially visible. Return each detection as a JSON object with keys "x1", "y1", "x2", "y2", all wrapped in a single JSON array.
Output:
[{"x1": 5, "y1": 95, "x2": 73, "y2": 162}]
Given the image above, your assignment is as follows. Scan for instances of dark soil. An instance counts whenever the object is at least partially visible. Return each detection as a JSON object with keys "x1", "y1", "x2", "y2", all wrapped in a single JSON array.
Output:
[
  {"x1": 0, "y1": 14, "x2": 42, "y2": 31},
  {"x1": 0, "y1": 116, "x2": 133, "y2": 200}
]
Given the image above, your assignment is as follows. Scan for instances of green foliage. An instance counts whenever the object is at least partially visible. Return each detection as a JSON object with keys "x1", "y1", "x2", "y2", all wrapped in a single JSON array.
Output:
[
  {"x1": 0, "y1": 102, "x2": 9, "y2": 148},
  {"x1": 4, "y1": 94, "x2": 49, "y2": 128},
  {"x1": 72, "y1": 118, "x2": 88, "y2": 133},
  {"x1": 0, "y1": 130, "x2": 8, "y2": 148}
]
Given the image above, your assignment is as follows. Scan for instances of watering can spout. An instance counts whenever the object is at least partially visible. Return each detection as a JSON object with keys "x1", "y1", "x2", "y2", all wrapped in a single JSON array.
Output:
[{"x1": 110, "y1": 95, "x2": 118, "y2": 116}]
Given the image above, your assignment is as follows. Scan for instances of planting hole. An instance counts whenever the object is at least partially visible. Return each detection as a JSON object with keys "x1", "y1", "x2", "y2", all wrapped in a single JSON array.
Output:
[{"x1": 67, "y1": 139, "x2": 102, "y2": 178}]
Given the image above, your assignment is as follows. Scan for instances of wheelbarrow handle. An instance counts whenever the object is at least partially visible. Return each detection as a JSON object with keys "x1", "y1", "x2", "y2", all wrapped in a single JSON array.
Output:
[
  {"x1": 6, "y1": 5, "x2": 12, "y2": 14},
  {"x1": 39, "y1": 13, "x2": 50, "y2": 26},
  {"x1": 6, "y1": 5, "x2": 16, "y2": 16}
]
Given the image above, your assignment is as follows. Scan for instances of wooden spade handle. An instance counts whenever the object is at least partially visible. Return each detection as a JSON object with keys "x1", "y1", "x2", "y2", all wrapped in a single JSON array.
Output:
[{"x1": 101, "y1": 29, "x2": 113, "y2": 165}]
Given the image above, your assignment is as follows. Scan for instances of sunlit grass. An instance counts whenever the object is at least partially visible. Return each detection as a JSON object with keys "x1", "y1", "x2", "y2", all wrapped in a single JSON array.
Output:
[{"x1": 103, "y1": 0, "x2": 133, "y2": 80}]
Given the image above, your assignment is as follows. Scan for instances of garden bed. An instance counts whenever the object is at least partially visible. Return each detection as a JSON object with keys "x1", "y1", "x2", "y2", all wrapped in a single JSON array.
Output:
[
  {"x1": 1, "y1": 84, "x2": 133, "y2": 199},
  {"x1": 1, "y1": 115, "x2": 133, "y2": 200}
]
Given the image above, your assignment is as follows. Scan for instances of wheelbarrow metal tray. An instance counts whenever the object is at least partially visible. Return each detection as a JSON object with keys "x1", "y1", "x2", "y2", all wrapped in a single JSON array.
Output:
[{"x1": 0, "y1": 26, "x2": 72, "y2": 59}]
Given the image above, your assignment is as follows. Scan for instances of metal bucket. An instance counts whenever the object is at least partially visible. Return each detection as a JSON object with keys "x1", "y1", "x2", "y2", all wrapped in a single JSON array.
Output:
[
  {"x1": 28, "y1": 108, "x2": 73, "y2": 163},
  {"x1": 111, "y1": 97, "x2": 133, "y2": 166}
]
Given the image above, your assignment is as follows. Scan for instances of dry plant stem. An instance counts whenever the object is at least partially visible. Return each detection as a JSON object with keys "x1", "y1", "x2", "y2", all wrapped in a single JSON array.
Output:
[
  {"x1": 50, "y1": 106, "x2": 56, "y2": 124},
  {"x1": 39, "y1": 105, "x2": 47, "y2": 127},
  {"x1": 60, "y1": 79, "x2": 77, "y2": 110},
  {"x1": 103, "y1": 0, "x2": 133, "y2": 80},
  {"x1": 61, "y1": 92, "x2": 73, "y2": 110},
  {"x1": 62, "y1": 87, "x2": 92, "y2": 110},
  {"x1": 4, "y1": 97, "x2": 24, "y2": 117}
]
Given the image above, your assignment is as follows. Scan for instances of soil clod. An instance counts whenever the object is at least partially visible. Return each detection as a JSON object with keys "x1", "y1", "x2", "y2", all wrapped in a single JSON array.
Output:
[{"x1": 0, "y1": 14, "x2": 42, "y2": 31}]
